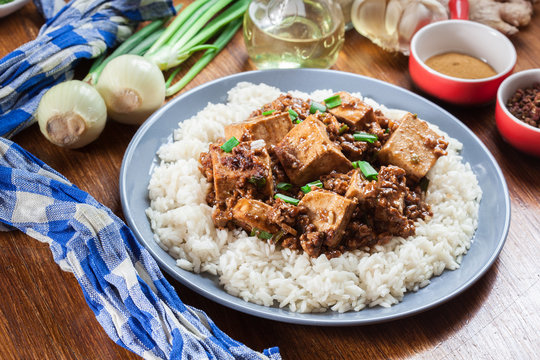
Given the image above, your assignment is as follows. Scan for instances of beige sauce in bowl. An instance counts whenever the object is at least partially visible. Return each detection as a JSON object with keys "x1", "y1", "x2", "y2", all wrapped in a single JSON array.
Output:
[{"x1": 425, "y1": 52, "x2": 497, "y2": 79}]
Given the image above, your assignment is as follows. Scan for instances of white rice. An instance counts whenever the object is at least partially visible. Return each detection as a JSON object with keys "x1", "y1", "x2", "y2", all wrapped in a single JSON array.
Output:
[{"x1": 146, "y1": 82, "x2": 482, "y2": 313}]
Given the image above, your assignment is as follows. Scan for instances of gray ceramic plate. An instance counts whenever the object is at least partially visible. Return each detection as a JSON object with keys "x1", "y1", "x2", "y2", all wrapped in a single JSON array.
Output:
[{"x1": 120, "y1": 69, "x2": 510, "y2": 326}]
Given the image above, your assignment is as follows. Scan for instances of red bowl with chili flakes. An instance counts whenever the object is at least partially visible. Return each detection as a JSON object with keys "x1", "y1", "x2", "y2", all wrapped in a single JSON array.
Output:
[
  {"x1": 409, "y1": 20, "x2": 516, "y2": 105},
  {"x1": 495, "y1": 69, "x2": 540, "y2": 157}
]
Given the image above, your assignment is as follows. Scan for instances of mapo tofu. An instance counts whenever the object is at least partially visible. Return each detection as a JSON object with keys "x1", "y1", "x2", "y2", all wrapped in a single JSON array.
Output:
[
  {"x1": 208, "y1": 141, "x2": 273, "y2": 203},
  {"x1": 224, "y1": 111, "x2": 293, "y2": 146},
  {"x1": 274, "y1": 115, "x2": 352, "y2": 184},
  {"x1": 232, "y1": 198, "x2": 279, "y2": 235},
  {"x1": 378, "y1": 113, "x2": 448, "y2": 181},
  {"x1": 326, "y1": 91, "x2": 375, "y2": 129},
  {"x1": 298, "y1": 190, "x2": 355, "y2": 250},
  {"x1": 199, "y1": 92, "x2": 447, "y2": 258}
]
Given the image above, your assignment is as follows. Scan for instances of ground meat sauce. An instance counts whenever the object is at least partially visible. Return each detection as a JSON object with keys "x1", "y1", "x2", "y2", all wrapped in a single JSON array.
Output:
[
  {"x1": 199, "y1": 93, "x2": 446, "y2": 258},
  {"x1": 506, "y1": 82, "x2": 540, "y2": 128}
]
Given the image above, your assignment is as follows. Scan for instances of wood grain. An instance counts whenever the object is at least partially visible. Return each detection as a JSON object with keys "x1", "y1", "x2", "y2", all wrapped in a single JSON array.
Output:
[{"x1": 1, "y1": 2, "x2": 539, "y2": 359}]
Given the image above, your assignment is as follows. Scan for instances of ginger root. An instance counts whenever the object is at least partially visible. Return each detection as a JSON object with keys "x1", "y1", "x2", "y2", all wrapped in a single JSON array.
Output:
[{"x1": 467, "y1": 0, "x2": 536, "y2": 36}]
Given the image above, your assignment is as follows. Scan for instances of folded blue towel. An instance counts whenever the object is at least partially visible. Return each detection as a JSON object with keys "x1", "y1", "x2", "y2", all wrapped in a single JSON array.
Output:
[{"x1": 0, "y1": 137, "x2": 281, "y2": 359}]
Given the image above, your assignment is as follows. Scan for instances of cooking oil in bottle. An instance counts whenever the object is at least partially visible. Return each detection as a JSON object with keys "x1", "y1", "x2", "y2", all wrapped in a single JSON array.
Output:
[{"x1": 244, "y1": 0, "x2": 345, "y2": 69}]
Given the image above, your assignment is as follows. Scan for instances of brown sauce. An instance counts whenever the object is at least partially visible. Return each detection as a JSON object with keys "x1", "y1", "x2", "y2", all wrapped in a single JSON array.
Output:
[{"x1": 425, "y1": 52, "x2": 497, "y2": 79}]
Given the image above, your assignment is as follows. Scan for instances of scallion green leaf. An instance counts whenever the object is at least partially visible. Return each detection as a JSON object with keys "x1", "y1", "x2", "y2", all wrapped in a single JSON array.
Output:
[
  {"x1": 385, "y1": 128, "x2": 390, "y2": 134},
  {"x1": 165, "y1": 18, "x2": 243, "y2": 96},
  {"x1": 250, "y1": 228, "x2": 273, "y2": 240},
  {"x1": 338, "y1": 124, "x2": 349, "y2": 134},
  {"x1": 288, "y1": 108, "x2": 298, "y2": 122},
  {"x1": 300, "y1": 180, "x2": 323, "y2": 193},
  {"x1": 310, "y1": 101, "x2": 326, "y2": 114},
  {"x1": 274, "y1": 193, "x2": 300, "y2": 205},
  {"x1": 352, "y1": 161, "x2": 378, "y2": 181},
  {"x1": 220, "y1": 136, "x2": 239, "y2": 152},
  {"x1": 324, "y1": 94, "x2": 342, "y2": 109},
  {"x1": 295, "y1": 119, "x2": 302, "y2": 124},
  {"x1": 353, "y1": 132, "x2": 378, "y2": 143},
  {"x1": 262, "y1": 109, "x2": 275, "y2": 116},
  {"x1": 277, "y1": 182, "x2": 292, "y2": 191},
  {"x1": 248, "y1": 176, "x2": 267, "y2": 188},
  {"x1": 258, "y1": 230, "x2": 273, "y2": 239}
]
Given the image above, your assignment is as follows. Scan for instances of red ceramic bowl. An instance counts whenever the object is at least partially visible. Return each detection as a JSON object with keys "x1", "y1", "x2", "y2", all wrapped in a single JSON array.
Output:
[
  {"x1": 495, "y1": 69, "x2": 540, "y2": 157},
  {"x1": 409, "y1": 20, "x2": 516, "y2": 105}
]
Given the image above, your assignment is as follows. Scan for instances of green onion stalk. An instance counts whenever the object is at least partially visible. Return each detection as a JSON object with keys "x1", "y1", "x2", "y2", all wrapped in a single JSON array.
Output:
[
  {"x1": 145, "y1": 0, "x2": 249, "y2": 71},
  {"x1": 84, "y1": 9, "x2": 178, "y2": 85},
  {"x1": 85, "y1": 0, "x2": 247, "y2": 96}
]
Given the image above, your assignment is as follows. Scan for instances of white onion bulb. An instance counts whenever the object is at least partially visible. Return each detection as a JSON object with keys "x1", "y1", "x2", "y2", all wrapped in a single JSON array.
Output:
[
  {"x1": 96, "y1": 54, "x2": 166, "y2": 125},
  {"x1": 37, "y1": 80, "x2": 107, "y2": 149}
]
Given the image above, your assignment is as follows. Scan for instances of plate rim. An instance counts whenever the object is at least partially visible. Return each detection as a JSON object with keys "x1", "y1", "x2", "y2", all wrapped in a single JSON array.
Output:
[{"x1": 120, "y1": 68, "x2": 511, "y2": 326}]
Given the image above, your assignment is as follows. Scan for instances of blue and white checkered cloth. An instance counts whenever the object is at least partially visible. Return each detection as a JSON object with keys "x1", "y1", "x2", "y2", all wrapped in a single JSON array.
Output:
[
  {"x1": 0, "y1": 0, "x2": 176, "y2": 138},
  {"x1": 0, "y1": 138, "x2": 281, "y2": 359}
]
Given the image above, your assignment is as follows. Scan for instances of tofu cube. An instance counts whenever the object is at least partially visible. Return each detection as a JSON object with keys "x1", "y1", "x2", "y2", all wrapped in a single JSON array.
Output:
[
  {"x1": 224, "y1": 111, "x2": 293, "y2": 146},
  {"x1": 327, "y1": 91, "x2": 374, "y2": 129},
  {"x1": 299, "y1": 190, "x2": 355, "y2": 248},
  {"x1": 210, "y1": 142, "x2": 273, "y2": 203},
  {"x1": 378, "y1": 113, "x2": 446, "y2": 181},
  {"x1": 345, "y1": 169, "x2": 377, "y2": 202},
  {"x1": 232, "y1": 198, "x2": 279, "y2": 235},
  {"x1": 274, "y1": 115, "x2": 352, "y2": 184}
]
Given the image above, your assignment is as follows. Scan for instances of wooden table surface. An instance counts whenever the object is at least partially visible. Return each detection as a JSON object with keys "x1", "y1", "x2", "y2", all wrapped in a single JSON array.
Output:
[{"x1": 1, "y1": 2, "x2": 539, "y2": 359}]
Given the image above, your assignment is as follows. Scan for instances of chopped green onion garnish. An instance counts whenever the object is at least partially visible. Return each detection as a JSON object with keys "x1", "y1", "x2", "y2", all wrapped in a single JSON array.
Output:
[
  {"x1": 301, "y1": 180, "x2": 323, "y2": 193},
  {"x1": 385, "y1": 128, "x2": 390, "y2": 134},
  {"x1": 295, "y1": 119, "x2": 302, "y2": 124},
  {"x1": 262, "y1": 109, "x2": 275, "y2": 116},
  {"x1": 352, "y1": 161, "x2": 378, "y2": 181},
  {"x1": 277, "y1": 182, "x2": 292, "y2": 191},
  {"x1": 353, "y1": 132, "x2": 378, "y2": 143},
  {"x1": 324, "y1": 94, "x2": 342, "y2": 109},
  {"x1": 220, "y1": 136, "x2": 239, "y2": 152},
  {"x1": 250, "y1": 228, "x2": 273, "y2": 240},
  {"x1": 338, "y1": 124, "x2": 349, "y2": 134},
  {"x1": 258, "y1": 230, "x2": 273, "y2": 239},
  {"x1": 288, "y1": 108, "x2": 298, "y2": 122},
  {"x1": 274, "y1": 193, "x2": 300, "y2": 205},
  {"x1": 248, "y1": 176, "x2": 267, "y2": 188},
  {"x1": 310, "y1": 101, "x2": 326, "y2": 114}
]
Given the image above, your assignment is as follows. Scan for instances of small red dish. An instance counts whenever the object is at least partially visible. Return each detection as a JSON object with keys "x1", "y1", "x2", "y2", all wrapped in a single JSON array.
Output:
[
  {"x1": 409, "y1": 20, "x2": 516, "y2": 105},
  {"x1": 495, "y1": 69, "x2": 540, "y2": 157}
]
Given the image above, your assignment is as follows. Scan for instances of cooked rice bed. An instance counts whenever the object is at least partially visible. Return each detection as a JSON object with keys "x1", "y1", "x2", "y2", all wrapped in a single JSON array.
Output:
[{"x1": 146, "y1": 82, "x2": 481, "y2": 313}]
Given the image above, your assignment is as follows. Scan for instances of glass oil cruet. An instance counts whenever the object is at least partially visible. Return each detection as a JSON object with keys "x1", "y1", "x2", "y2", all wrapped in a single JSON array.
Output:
[{"x1": 244, "y1": 0, "x2": 345, "y2": 69}]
